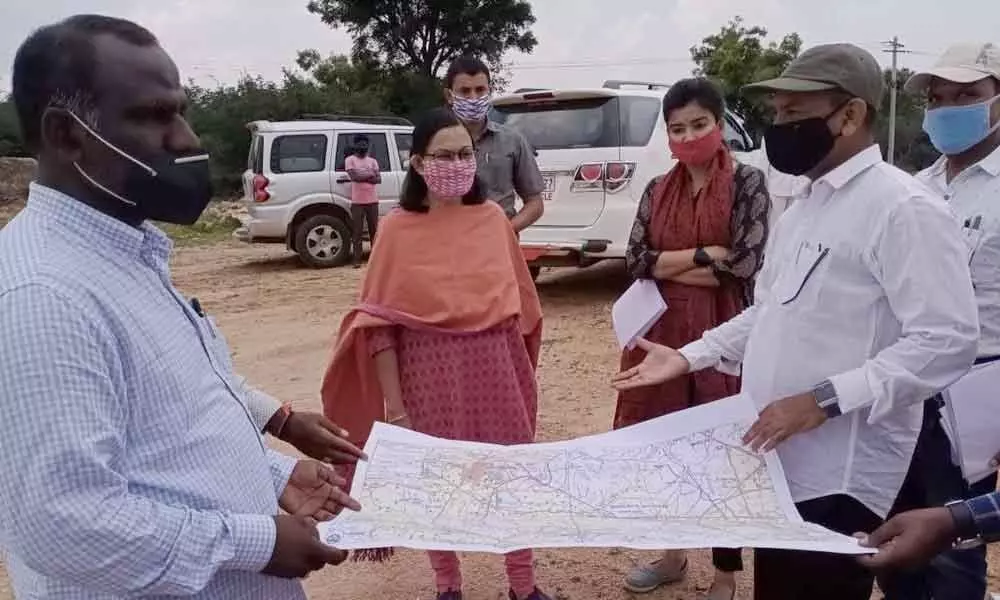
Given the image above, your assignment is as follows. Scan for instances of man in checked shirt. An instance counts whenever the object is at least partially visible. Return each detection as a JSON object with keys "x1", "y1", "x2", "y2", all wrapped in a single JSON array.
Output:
[{"x1": 0, "y1": 14, "x2": 364, "y2": 599}]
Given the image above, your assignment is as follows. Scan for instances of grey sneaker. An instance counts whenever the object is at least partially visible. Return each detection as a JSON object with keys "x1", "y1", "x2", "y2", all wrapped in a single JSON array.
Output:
[{"x1": 623, "y1": 559, "x2": 688, "y2": 594}]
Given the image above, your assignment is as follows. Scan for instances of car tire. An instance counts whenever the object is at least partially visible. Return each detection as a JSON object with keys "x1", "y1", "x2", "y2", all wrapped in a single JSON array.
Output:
[
  {"x1": 294, "y1": 214, "x2": 351, "y2": 268},
  {"x1": 529, "y1": 266, "x2": 542, "y2": 281}
]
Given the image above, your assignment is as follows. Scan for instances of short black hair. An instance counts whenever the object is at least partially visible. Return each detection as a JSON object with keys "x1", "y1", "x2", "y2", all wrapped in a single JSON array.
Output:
[
  {"x1": 352, "y1": 134, "x2": 369, "y2": 144},
  {"x1": 399, "y1": 107, "x2": 486, "y2": 213},
  {"x1": 662, "y1": 78, "x2": 726, "y2": 123},
  {"x1": 445, "y1": 56, "x2": 491, "y2": 90},
  {"x1": 12, "y1": 14, "x2": 158, "y2": 152}
]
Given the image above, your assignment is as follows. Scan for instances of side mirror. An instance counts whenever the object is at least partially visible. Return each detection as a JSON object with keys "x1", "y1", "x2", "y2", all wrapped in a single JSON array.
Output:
[{"x1": 727, "y1": 138, "x2": 749, "y2": 152}]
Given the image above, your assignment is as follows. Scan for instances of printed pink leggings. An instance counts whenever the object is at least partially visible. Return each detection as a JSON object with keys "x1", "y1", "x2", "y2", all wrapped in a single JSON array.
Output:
[{"x1": 429, "y1": 549, "x2": 535, "y2": 596}]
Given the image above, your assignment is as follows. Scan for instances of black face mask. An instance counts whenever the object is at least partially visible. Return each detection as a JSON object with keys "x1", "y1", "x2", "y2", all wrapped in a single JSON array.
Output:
[
  {"x1": 70, "y1": 112, "x2": 214, "y2": 225},
  {"x1": 764, "y1": 102, "x2": 848, "y2": 177}
]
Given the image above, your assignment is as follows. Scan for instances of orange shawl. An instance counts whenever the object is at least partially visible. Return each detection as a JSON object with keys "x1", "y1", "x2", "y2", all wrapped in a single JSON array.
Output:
[{"x1": 321, "y1": 201, "x2": 543, "y2": 453}]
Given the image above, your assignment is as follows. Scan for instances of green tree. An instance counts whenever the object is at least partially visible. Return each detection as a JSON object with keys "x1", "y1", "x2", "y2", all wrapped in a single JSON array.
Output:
[
  {"x1": 186, "y1": 66, "x2": 388, "y2": 194},
  {"x1": 690, "y1": 16, "x2": 802, "y2": 137},
  {"x1": 305, "y1": 0, "x2": 537, "y2": 79}
]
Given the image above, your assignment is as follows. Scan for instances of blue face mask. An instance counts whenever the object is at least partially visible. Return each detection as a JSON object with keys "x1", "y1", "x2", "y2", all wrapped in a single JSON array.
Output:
[{"x1": 923, "y1": 94, "x2": 1000, "y2": 155}]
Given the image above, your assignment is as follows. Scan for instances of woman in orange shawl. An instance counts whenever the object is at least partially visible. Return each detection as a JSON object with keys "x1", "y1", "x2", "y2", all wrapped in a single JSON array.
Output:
[
  {"x1": 616, "y1": 79, "x2": 771, "y2": 600},
  {"x1": 321, "y1": 107, "x2": 548, "y2": 600}
]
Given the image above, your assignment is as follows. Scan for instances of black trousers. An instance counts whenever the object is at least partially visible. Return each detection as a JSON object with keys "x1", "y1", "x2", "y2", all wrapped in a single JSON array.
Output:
[
  {"x1": 754, "y1": 494, "x2": 882, "y2": 600},
  {"x1": 878, "y1": 396, "x2": 998, "y2": 600},
  {"x1": 350, "y1": 203, "x2": 379, "y2": 263},
  {"x1": 712, "y1": 547, "x2": 742, "y2": 572}
]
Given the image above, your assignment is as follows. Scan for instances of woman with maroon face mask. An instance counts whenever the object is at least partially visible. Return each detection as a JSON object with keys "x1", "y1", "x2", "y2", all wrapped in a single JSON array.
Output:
[{"x1": 617, "y1": 78, "x2": 771, "y2": 600}]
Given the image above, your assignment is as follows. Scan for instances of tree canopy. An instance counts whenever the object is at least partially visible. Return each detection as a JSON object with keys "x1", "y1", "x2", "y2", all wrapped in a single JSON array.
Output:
[
  {"x1": 305, "y1": 0, "x2": 537, "y2": 78},
  {"x1": 690, "y1": 16, "x2": 802, "y2": 137}
]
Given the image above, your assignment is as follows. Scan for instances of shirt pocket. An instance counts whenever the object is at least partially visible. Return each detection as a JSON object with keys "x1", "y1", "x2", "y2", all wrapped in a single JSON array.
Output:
[
  {"x1": 969, "y1": 227, "x2": 1000, "y2": 291},
  {"x1": 772, "y1": 242, "x2": 830, "y2": 305},
  {"x1": 481, "y1": 151, "x2": 515, "y2": 192}
]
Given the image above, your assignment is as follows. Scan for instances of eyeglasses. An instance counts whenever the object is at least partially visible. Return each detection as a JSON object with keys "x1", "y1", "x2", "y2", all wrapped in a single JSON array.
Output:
[{"x1": 425, "y1": 149, "x2": 476, "y2": 162}]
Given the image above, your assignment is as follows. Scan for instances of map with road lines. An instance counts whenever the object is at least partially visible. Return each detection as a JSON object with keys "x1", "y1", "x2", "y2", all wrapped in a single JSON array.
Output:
[{"x1": 319, "y1": 395, "x2": 871, "y2": 554}]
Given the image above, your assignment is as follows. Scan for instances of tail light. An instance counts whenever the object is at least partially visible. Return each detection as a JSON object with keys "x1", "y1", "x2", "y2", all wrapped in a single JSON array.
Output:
[
  {"x1": 252, "y1": 174, "x2": 270, "y2": 203},
  {"x1": 570, "y1": 161, "x2": 636, "y2": 193}
]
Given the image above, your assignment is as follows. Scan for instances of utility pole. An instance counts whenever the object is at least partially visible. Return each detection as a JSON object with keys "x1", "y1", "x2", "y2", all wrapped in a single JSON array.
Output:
[{"x1": 881, "y1": 37, "x2": 910, "y2": 165}]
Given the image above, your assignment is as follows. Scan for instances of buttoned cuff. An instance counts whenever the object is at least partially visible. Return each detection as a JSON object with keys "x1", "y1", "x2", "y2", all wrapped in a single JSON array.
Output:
[
  {"x1": 245, "y1": 388, "x2": 282, "y2": 433},
  {"x1": 679, "y1": 340, "x2": 741, "y2": 376},
  {"x1": 827, "y1": 368, "x2": 871, "y2": 415},
  {"x1": 225, "y1": 514, "x2": 277, "y2": 572},
  {"x1": 267, "y1": 449, "x2": 298, "y2": 497}
]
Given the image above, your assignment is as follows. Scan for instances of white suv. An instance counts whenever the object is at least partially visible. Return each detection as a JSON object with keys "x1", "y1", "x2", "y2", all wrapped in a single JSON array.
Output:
[
  {"x1": 235, "y1": 116, "x2": 413, "y2": 268},
  {"x1": 490, "y1": 81, "x2": 756, "y2": 276}
]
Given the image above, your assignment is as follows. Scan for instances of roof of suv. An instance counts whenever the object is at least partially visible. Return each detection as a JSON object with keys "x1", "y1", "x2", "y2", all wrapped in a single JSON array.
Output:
[
  {"x1": 493, "y1": 85, "x2": 668, "y2": 106},
  {"x1": 247, "y1": 120, "x2": 413, "y2": 134},
  {"x1": 492, "y1": 84, "x2": 751, "y2": 131}
]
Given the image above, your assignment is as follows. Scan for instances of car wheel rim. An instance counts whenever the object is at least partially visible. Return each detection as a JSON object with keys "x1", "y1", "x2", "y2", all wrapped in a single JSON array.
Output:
[{"x1": 305, "y1": 225, "x2": 343, "y2": 260}]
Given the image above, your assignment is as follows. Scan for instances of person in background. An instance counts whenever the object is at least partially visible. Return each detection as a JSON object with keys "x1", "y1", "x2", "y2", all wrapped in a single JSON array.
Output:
[
  {"x1": 616, "y1": 77, "x2": 770, "y2": 600},
  {"x1": 737, "y1": 138, "x2": 809, "y2": 234},
  {"x1": 444, "y1": 56, "x2": 545, "y2": 233},
  {"x1": 346, "y1": 133, "x2": 381, "y2": 268},
  {"x1": 857, "y1": 468, "x2": 1000, "y2": 572},
  {"x1": 612, "y1": 44, "x2": 980, "y2": 600},
  {"x1": 0, "y1": 14, "x2": 363, "y2": 599},
  {"x1": 320, "y1": 107, "x2": 549, "y2": 600},
  {"x1": 875, "y1": 42, "x2": 1000, "y2": 600}
]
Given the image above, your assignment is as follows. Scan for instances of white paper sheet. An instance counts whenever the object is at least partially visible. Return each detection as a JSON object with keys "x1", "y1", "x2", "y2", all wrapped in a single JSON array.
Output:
[
  {"x1": 941, "y1": 360, "x2": 1000, "y2": 483},
  {"x1": 611, "y1": 279, "x2": 667, "y2": 349},
  {"x1": 319, "y1": 395, "x2": 872, "y2": 555}
]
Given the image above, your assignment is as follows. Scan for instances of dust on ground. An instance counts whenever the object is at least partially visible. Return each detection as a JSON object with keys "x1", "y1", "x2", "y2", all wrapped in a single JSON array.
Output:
[
  {"x1": 0, "y1": 157, "x2": 34, "y2": 224},
  {"x1": 1, "y1": 240, "x2": 1000, "y2": 600}
]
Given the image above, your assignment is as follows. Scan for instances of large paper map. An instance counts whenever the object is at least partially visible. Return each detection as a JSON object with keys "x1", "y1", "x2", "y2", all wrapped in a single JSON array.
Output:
[{"x1": 319, "y1": 395, "x2": 870, "y2": 554}]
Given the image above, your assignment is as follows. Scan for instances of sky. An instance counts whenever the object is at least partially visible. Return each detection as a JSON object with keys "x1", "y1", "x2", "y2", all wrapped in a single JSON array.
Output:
[{"x1": 0, "y1": 0, "x2": 998, "y2": 95}]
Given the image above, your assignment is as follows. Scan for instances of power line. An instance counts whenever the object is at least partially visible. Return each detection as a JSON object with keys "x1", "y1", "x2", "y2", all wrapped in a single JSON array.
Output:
[{"x1": 882, "y1": 36, "x2": 913, "y2": 166}]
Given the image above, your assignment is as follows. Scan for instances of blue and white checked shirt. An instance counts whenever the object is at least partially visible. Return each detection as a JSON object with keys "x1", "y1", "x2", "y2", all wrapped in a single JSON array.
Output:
[{"x1": 0, "y1": 184, "x2": 305, "y2": 599}]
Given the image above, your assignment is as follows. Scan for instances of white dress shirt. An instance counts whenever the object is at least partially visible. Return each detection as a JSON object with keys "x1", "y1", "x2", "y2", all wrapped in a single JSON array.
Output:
[
  {"x1": 917, "y1": 145, "x2": 1000, "y2": 358},
  {"x1": 682, "y1": 145, "x2": 979, "y2": 518}
]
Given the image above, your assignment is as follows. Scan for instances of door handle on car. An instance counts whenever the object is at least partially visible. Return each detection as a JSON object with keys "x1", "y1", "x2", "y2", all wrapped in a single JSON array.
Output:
[{"x1": 336, "y1": 176, "x2": 351, "y2": 184}]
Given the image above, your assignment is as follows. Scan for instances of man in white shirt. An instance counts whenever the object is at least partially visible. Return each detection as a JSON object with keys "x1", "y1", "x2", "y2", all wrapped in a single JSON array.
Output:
[
  {"x1": 876, "y1": 42, "x2": 1000, "y2": 600},
  {"x1": 612, "y1": 44, "x2": 979, "y2": 600}
]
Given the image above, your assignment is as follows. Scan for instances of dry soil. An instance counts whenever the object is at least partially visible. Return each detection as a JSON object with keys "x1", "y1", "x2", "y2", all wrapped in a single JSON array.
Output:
[{"x1": 1, "y1": 241, "x2": 999, "y2": 600}]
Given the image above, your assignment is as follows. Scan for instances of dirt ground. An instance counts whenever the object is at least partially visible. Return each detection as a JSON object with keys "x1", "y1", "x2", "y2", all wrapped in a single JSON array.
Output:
[{"x1": 2, "y1": 241, "x2": 1000, "y2": 600}]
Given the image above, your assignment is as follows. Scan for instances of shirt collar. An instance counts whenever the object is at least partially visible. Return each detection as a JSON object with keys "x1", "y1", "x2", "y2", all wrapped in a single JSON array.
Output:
[
  {"x1": 26, "y1": 183, "x2": 174, "y2": 264},
  {"x1": 928, "y1": 144, "x2": 1000, "y2": 180},
  {"x1": 976, "y1": 144, "x2": 1000, "y2": 177},
  {"x1": 814, "y1": 144, "x2": 884, "y2": 191}
]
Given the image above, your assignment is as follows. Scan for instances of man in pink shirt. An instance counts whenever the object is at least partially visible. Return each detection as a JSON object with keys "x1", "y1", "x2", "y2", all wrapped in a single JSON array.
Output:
[{"x1": 345, "y1": 134, "x2": 381, "y2": 268}]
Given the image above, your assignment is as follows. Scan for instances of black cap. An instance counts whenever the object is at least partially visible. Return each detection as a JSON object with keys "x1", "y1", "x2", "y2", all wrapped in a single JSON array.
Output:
[{"x1": 744, "y1": 43, "x2": 885, "y2": 107}]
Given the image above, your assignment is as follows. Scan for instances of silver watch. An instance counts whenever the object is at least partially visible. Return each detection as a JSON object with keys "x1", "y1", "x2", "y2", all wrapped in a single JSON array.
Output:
[{"x1": 812, "y1": 379, "x2": 842, "y2": 419}]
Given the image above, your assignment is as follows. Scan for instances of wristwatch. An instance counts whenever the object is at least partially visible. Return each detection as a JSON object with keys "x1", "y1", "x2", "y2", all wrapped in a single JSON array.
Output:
[
  {"x1": 945, "y1": 499, "x2": 982, "y2": 549},
  {"x1": 811, "y1": 379, "x2": 842, "y2": 419},
  {"x1": 271, "y1": 403, "x2": 294, "y2": 439},
  {"x1": 693, "y1": 247, "x2": 714, "y2": 267}
]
